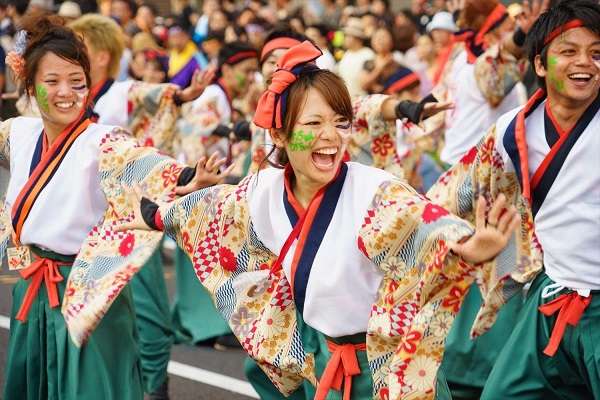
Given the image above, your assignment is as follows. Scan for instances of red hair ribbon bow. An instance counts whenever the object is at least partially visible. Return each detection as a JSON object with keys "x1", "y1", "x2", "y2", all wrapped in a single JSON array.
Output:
[{"x1": 254, "y1": 41, "x2": 322, "y2": 129}]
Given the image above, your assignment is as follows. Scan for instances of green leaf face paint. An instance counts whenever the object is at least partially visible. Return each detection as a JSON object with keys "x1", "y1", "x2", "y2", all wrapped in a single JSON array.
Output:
[
  {"x1": 235, "y1": 72, "x2": 245, "y2": 89},
  {"x1": 36, "y1": 84, "x2": 50, "y2": 113},
  {"x1": 548, "y1": 56, "x2": 565, "y2": 91},
  {"x1": 289, "y1": 129, "x2": 316, "y2": 151}
]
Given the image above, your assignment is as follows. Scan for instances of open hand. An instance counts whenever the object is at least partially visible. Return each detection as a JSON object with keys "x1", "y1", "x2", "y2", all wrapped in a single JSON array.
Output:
[
  {"x1": 520, "y1": 0, "x2": 550, "y2": 34},
  {"x1": 450, "y1": 194, "x2": 520, "y2": 264},
  {"x1": 178, "y1": 64, "x2": 217, "y2": 103},
  {"x1": 175, "y1": 151, "x2": 235, "y2": 196},
  {"x1": 115, "y1": 181, "x2": 153, "y2": 232}
]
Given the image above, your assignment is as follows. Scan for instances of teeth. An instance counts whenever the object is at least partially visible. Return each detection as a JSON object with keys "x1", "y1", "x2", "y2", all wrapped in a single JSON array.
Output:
[
  {"x1": 314, "y1": 148, "x2": 337, "y2": 155},
  {"x1": 55, "y1": 102, "x2": 74, "y2": 109},
  {"x1": 569, "y1": 73, "x2": 591, "y2": 79}
]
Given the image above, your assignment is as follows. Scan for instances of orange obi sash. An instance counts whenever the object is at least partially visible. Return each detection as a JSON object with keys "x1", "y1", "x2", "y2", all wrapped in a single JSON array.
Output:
[
  {"x1": 15, "y1": 248, "x2": 74, "y2": 322},
  {"x1": 315, "y1": 336, "x2": 367, "y2": 400},
  {"x1": 538, "y1": 291, "x2": 592, "y2": 357}
]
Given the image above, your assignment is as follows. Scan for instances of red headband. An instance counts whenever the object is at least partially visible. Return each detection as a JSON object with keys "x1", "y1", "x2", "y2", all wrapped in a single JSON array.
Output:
[
  {"x1": 543, "y1": 19, "x2": 585, "y2": 46},
  {"x1": 254, "y1": 41, "x2": 322, "y2": 129},
  {"x1": 224, "y1": 50, "x2": 258, "y2": 66},
  {"x1": 384, "y1": 73, "x2": 420, "y2": 95},
  {"x1": 474, "y1": 4, "x2": 508, "y2": 46},
  {"x1": 260, "y1": 37, "x2": 303, "y2": 62}
]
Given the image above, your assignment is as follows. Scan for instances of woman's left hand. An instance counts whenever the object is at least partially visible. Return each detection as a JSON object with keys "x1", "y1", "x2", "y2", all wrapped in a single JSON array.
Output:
[
  {"x1": 174, "y1": 151, "x2": 235, "y2": 196},
  {"x1": 450, "y1": 194, "x2": 520, "y2": 264}
]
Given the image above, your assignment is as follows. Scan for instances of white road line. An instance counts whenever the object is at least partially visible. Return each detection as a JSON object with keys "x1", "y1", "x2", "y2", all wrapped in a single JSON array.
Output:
[
  {"x1": 0, "y1": 315, "x2": 259, "y2": 398},
  {"x1": 168, "y1": 361, "x2": 258, "y2": 398}
]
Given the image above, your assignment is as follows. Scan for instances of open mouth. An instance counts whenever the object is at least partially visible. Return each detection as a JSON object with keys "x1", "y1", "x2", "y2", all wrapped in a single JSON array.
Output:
[
  {"x1": 55, "y1": 102, "x2": 75, "y2": 109},
  {"x1": 568, "y1": 73, "x2": 592, "y2": 83},
  {"x1": 311, "y1": 147, "x2": 337, "y2": 168}
]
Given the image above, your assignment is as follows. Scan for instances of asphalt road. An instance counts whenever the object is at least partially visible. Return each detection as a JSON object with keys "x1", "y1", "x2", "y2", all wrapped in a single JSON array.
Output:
[{"x1": 0, "y1": 251, "x2": 259, "y2": 400}]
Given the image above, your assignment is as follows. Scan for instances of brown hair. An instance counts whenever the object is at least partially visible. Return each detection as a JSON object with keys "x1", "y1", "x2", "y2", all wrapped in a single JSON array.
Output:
[
  {"x1": 457, "y1": 0, "x2": 499, "y2": 31},
  {"x1": 20, "y1": 14, "x2": 91, "y2": 99},
  {"x1": 265, "y1": 69, "x2": 353, "y2": 169}
]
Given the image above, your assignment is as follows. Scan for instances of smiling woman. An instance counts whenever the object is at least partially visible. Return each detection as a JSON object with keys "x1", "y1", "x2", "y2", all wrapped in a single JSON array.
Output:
[
  {"x1": 118, "y1": 41, "x2": 522, "y2": 400},
  {"x1": 0, "y1": 13, "x2": 225, "y2": 400}
]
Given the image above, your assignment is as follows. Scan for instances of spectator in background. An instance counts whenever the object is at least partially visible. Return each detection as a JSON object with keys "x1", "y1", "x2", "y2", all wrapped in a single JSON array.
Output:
[
  {"x1": 411, "y1": 0, "x2": 432, "y2": 34},
  {"x1": 414, "y1": 32, "x2": 437, "y2": 98},
  {"x1": 320, "y1": 0, "x2": 342, "y2": 31},
  {"x1": 336, "y1": 17, "x2": 374, "y2": 97},
  {"x1": 360, "y1": 25, "x2": 402, "y2": 94},
  {"x1": 304, "y1": 24, "x2": 336, "y2": 70},
  {"x1": 208, "y1": 7, "x2": 231, "y2": 32},
  {"x1": 372, "y1": 0, "x2": 395, "y2": 28},
  {"x1": 26, "y1": 0, "x2": 52, "y2": 14},
  {"x1": 201, "y1": 27, "x2": 224, "y2": 62},
  {"x1": 111, "y1": 0, "x2": 137, "y2": 29},
  {"x1": 426, "y1": 11, "x2": 457, "y2": 85},
  {"x1": 192, "y1": 0, "x2": 219, "y2": 44},
  {"x1": 173, "y1": 0, "x2": 198, "y2": 32},
  {"x1": 167, "y1": 21, "x2": 208, "y2": 88},
  {"x1": 224, "y1": 23, "x2": 248, "y2": 43},
  {"x1": 57, "y1": 1, "x2": 82, "y2": 24}
]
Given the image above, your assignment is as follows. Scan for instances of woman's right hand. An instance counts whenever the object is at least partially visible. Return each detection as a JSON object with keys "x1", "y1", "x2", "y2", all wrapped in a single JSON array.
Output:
[{"x1": 115, "y1": 181, "x2": 154, "y2": 232}]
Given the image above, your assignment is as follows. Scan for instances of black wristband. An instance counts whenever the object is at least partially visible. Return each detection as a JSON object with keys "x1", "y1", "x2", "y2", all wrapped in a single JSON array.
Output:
[
  {"x1": 513, "y1": 27, "x2": 526, "y2": 47},
  {"x1": 141, "y1": 197, "x2": 160, "y2": 230},
  {"x1": 420, "y1": 93, "x2": 438, "y2": 106},
  {"x1": 395, "y1": 100, "x2": 424, "y2": 125},
  {"x1": 177, "y1": 165, "x2": 196, "y2": 186},
  {"x1": 173, "y1": 91, "x2": 184, "y2": 106}
]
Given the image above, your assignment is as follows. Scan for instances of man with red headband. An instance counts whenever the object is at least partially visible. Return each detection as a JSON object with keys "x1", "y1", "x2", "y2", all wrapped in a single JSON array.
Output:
[
  {"x1": 425, "y1": 1, "x2": 547, "y2": 397},
  {"x1": 427, "y1": 1, "x2": 600, "y2": 398}
]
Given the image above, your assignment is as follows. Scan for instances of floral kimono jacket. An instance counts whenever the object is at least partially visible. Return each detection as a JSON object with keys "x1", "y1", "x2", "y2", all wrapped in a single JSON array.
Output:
[
  {"x1": 91, "y1": 79, "x2": 182, "y2": 156},
  {"x1": 427, "y1": 90, "x2": 600, "y2": 336},
  {"x1": 0, "y1": 116, "x2": 189, "y2": 345},
  {"x1": 131, "y1": 161, "x2": 524, "y2": 399}
]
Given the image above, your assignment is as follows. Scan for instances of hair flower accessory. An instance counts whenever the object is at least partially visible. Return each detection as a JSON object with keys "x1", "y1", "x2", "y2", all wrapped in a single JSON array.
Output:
[{"x1": 5, "y1": 30, "x2": 28, "y2": 80}]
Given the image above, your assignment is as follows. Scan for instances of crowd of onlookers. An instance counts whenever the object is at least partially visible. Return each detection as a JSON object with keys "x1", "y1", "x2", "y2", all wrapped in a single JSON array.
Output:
[{"x1": 0, "y1": 0, "x2": 531, "y2": 187}]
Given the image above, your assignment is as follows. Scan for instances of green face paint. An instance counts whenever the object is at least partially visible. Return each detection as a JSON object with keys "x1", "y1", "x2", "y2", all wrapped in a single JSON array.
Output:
[
  {"x1": 289, "y1": 129, "x2": 316, "y2": 151},
  {"x1": 548, "y1": 56, "x2": 565, "y2": 91},
  {"x1": 234, "y1": 72, "x2": 245, "y2": 89},
  {"x1": 36, "y1": 84, "x2": 50, "y2": 113}
]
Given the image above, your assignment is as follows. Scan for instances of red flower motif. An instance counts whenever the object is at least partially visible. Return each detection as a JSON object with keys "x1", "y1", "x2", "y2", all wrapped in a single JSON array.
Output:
[
  {"x1": 142, "y1": 137, "x2": 154, "y2": 147},
  {"x1": 398, "y1": 327, "x2": 422, "y2": 355},
  {"x1": 181, "y1": 232, "x2": 193, "y2": 253},
  {"x1": 460, "y1": 146, "x2": 478, "y2": 164},
  {"x1": 372, "y1": 134, "x2": 394, "y2": 157},
  {"x1": 480, "y1": 137, "x2": 496, "y2": 165},
  {"x1": 119, "y1": 233, "x2": 135, "y2": 257},
  {"x1": 421, "y1": 203, "x2": 450, "y2": 224},
  {"x1": 442, "y1": 283, "x2": 467, "y2": 313},
  {"x1": 379, "y1": 387, "x2": 390, "y2": 400},
  {"x1": 219, "y1": 247, "x2": 237, "y2": 272},
  {"x1": 252, "y1": 147, "x2": 266, "y2": 164},
  {"x1": 428, "y1": 240, "x2": 448, "y2": 272},
  {"x1": 161, "y1": 163, "x2": 183, "y2": 187}
]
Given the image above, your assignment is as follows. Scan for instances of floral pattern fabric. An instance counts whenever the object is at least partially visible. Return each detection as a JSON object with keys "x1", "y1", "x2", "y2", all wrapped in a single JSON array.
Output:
[
  {"x1": 152, "y1": 167, "x2": 509, "y2": 399},
  {"x1": 127, "y1": 81, "x2": 180, "y2": 157},
  {"x1": 426, "y1": 125, "x2": 543, "y2": 337}
]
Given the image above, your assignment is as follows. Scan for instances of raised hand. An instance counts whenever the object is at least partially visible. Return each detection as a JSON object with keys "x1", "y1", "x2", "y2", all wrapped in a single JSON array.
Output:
[
  {"x1": 520, "y1": 0, "x2": 550, "y2": 34},
  {"x1": 450, "y1": 194, "x2": 520, "y2": 265},
  {"x1": 177, "y1": 64, "x2": 217, "y2": 103},
  {"x1": 174, "y1": 151, "x2": 235, "y2": 196}
]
